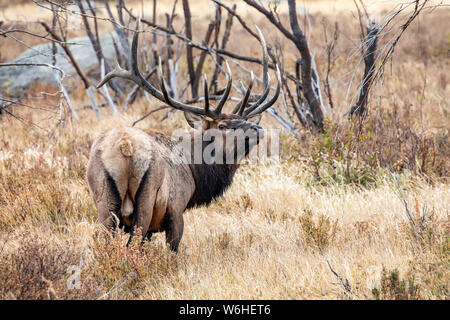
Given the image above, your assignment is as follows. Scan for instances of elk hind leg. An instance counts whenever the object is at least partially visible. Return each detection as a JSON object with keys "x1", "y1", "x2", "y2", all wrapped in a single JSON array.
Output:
[
  {"x1": 127, "y1": 169, "x2": 157, "y2": 246},
  {"x1": 89, "y1": 167, "x2": 122, "y2": 233},
  {"x1": 164, "y1": 212, "x2": 184, "y2": 253}
]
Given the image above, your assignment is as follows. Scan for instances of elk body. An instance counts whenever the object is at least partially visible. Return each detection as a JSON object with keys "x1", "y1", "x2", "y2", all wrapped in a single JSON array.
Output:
[{"x1": 87, "y1": 20, "x2": 280, "y2": 252}]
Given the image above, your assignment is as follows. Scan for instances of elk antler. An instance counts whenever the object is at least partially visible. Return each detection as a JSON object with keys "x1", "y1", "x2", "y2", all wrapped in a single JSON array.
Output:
[
  {"x1": 213, "y1": 60, "x2": 233, "y2": 115},
  {"x1": 97, "y1": 14, "x2": 280, "y2": 120},
  {"x1": 244, "y1": 64, "x2": 281, "y2": 118},
  {"x1": 231, "y1": 25, "x2": 281, "y2": 119},
  {"x1": 97, "y1": 13, "x2": 232, "y2": 119}
]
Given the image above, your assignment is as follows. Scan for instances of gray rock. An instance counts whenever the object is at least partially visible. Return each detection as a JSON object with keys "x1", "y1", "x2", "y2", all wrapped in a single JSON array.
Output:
[{"x1": 0, "y1": 31, "x2": 125, "y2": 95}]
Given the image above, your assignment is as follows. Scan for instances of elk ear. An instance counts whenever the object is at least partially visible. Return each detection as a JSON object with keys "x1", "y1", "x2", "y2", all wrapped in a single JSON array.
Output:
[
  {"x1": 184, "y1": 111, "x2": 202, "y2": 129},
  {"x1": 246, "y1": 113, "x2": 262, "y2": 124}
]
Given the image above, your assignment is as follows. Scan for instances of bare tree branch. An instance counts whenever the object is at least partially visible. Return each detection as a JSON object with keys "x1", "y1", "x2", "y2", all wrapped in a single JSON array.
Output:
[{"x1": 182, "y1": 0, "x2": 196, "y2": 98}]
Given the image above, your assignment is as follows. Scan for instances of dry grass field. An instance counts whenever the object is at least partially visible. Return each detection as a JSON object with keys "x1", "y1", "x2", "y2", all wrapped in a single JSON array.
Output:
[{"x1": 0, "y1": 0, "x2": 449, "y2": 299}]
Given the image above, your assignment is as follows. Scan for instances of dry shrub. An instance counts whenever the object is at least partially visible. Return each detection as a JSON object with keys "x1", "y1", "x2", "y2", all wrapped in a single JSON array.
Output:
[
  {"x1": 299, "y1": 210, "x2": 339, "y2": 251},
  {"x1": 0, "y1": 155, "x2": 95, "y2": 230},
  {"x1": 371, "y1": 202, "x2": 449, "y2": 300},
  {"x1": 80, "y1": 229, "x2": 180, "y2": 299},
  {"x1": 0, "y1": 228, "x2": 181, "y2": 300},
  {"x1": 0, "y1": 127, "x2": 95, "y2": 231},
  {"x1": 0, "y1": 231, "x2": 83, "y2": 299},
  {"x1": 372, "y1": 267, "x2": 419, "y2": 300},
  {"x1": 372, "y1": 258, "x2": 449, "y2": 300},
  {"x1": 409, "y1": 259, "x2": 450, "y2": 299},
  {"x1": 408, "y1": 200, "x2": 448, "y2": 247},
  {"x1": 292, "y1": 108, "x2": 450, "y2": 189}
]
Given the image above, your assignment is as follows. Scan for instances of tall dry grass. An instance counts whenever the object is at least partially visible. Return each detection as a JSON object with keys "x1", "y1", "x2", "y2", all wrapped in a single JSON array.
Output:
[
  {"x1": 0, "y1": 0, "x2": 448, "y2": 299},
  {"x1": 0, "y1": 103, "x2": 448, "y2": 299}
]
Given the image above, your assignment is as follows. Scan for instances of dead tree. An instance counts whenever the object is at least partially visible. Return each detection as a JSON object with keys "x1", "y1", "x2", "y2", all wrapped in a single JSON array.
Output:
[
  {"x1": 119, "y1": 1, "x2": 334, "y2": 133},
  {"x1": 76, "y1": 0, "x2": 123, "y2": 95},
  {"x1": 102, "y1": 0, "x2": 130, "y2": 67},
  {"x1": 209, "y1": 3, "x2": 236, "y2": 94},
  {"x1": 6, "y1": 0, "x2": 433, "y2": 132},
  {"x1": 182, "y1": 0, "x2": 196, "y2": 99},
  {"x1": 242, "y1": 0, "x2": 325, "y2": 130},
  {"x1": 349, "y1": 22, "x2": 379, "y2": 117}
]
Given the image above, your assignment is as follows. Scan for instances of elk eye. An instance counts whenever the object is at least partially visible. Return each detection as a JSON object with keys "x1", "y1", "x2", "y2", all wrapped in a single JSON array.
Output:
[{"x1": 218, "y1": 124, "x2": 227, "y2": 130}]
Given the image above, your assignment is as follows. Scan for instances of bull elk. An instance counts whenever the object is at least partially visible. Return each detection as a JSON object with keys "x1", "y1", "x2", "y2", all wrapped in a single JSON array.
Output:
[{"x1": 87, "y1": 18, "x2": 280, "y2": 252}]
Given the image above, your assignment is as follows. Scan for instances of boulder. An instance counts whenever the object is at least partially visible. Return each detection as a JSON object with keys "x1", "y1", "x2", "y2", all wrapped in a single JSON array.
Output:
[{"x1": 0, "y1": 31, "x2": 125, "y2": 95}]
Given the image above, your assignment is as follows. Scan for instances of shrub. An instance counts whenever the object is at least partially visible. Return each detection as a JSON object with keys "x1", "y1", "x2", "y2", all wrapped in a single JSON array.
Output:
[
  {"x1": 299, "y1": 210, "x2": 339, "y2": 251},
  {"x1": 0, "y1": 231, "x2": 84, "y2": 299},
  {"x1": 372, "y1": 267, "x2": 419, "y2": 300}
]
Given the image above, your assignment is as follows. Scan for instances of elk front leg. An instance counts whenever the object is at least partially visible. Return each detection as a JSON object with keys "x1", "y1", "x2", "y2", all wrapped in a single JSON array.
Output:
[{"x1": 164, "y1": 212, "x2": 184, "y2": 252}]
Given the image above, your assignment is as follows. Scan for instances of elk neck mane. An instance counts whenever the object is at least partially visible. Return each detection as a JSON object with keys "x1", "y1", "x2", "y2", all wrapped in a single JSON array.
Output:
[
  {"x1": 185, "y1": 129, "x2": 243, "y2": 209},
  {"x1": 145, "y1": 129, "x2": 239, "y2": 209},
  {"x1": 187, "y1": 162, "x2": 238, "y2": 209}
]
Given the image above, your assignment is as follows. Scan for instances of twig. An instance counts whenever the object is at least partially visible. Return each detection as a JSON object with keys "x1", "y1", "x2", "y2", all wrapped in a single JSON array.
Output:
[
  {"x1": 327, "y1": 260, "x2": 353, "y2": 298},
  {"x1": 54, "y1": 73, "x2": 79, "y2": 120},
  {"x1": 100, "y1": 58, "x2": 118, "y2": 114},
  {"x1": 322, "y1": 20, "x2": 339, "y2": 110},
  {"x1": 390, "y1": 171, "x2": 420, "y2": 233},
  {"x1": 132, "y1": 106, "x2": 170, "y2": 127},
  {"x1": 0, "y1": 63, "x2": 65, "y2": 79},
  {"x1": 213, "y1": 0, "x2": 259, "y2": 40}
]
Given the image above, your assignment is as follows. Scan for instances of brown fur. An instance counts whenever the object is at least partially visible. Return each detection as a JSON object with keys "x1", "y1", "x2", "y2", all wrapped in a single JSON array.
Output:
[{"x1": 87, "y1": 117, "x2": 262, "y2": 252}]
